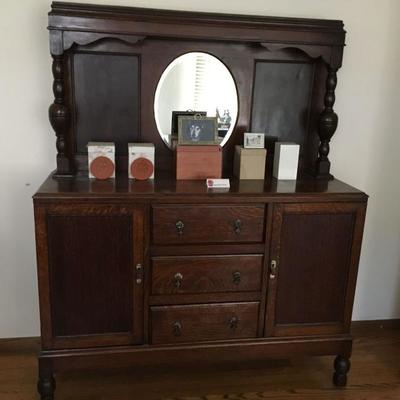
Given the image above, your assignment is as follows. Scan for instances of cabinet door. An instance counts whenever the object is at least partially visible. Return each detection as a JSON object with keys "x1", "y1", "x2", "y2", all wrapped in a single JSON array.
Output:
[
  {"x1": 35, "y1": 204, "x2": 145, "y2": 349},
  {"x1": 265, "y1": 202, "x2": 366, "y2": 337}
]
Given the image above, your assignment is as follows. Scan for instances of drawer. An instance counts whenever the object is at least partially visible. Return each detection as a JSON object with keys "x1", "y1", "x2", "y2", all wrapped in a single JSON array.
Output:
[
  {"x1": 152, "y1": 205, "x2": 265, "y2": 244},
  {"x1": 151, "y1": 255, "x2": 263, "y2": 294},
  {"x1": 150, "y1": 302, "x2": 259, "y2": 344}
]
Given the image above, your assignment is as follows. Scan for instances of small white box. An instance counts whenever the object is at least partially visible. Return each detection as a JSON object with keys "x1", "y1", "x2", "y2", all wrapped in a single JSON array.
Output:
[
  {"x1": 273, "y1": 142, "x2": 300, "y2": 180},
  {"x1": 87, "y1": 142, "x2": 115, "y2": 179},
  {"x1": 128, "y1": 143, "x2": 155, "y2": 180}
]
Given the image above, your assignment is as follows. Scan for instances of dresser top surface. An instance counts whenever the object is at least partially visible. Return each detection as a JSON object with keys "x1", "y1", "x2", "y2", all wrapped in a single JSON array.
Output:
[{"x1": 33, "y1": 173, "x2": 367, "y2": 202}]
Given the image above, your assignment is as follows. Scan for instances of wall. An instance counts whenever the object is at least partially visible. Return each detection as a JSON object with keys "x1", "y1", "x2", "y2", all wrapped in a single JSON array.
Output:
[{"x1": 0, "y1": 0, "x2": 399, "y2": 337}]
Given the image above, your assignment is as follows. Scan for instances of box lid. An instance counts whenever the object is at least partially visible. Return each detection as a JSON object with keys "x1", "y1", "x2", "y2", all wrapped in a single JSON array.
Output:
[{"x1": 235, "y1": 145, "x2": 266, "y2": 155}]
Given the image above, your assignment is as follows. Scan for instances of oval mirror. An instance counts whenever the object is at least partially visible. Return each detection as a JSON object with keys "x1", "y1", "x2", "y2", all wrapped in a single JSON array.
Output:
[{"x1": 154, "y1": 52, "x2": 238, "y2": 148}]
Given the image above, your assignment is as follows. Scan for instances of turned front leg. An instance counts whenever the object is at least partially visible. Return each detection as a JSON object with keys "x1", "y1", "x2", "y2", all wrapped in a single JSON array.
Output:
[
  {"x1": 37, "y1": 373, "x2": 56, "y2": 400},
  {"x1": 333, "y1": 355, "x2": 351, "y2": 387}
]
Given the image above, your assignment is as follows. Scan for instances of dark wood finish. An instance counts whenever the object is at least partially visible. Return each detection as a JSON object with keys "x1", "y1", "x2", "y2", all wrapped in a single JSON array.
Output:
[
  {"x1": 34, "y1": 173, "x2": 367, "y2": 201},
  {"x1": 34, "y1": 204, "x2": 145, "y2": 350},
  {"x1": 152, "y1": 205, "x2": 265, "y2": 244},
  {"x1": 251, "y1": 61, "x2": 314, "y2": 173},
  {"x1": 149, "y1": 292, "x2": 261, "y2": 306},
  {"x1": 49, "y1": 55, "x2": 71, "y2": 176},
  {"x1": 333, "y1": 355, "x2": 351, "y2": 387},
  {"x1": 151, "y1": 255, "x2": 263, "y2": 295},
  {"x1": 72, "y1": 52, "x2": 140, "y2": 158},
  {"x1": 33, "y1": 4, "x2": 369, "y2": 399},
  {"x1": 150, "y1": 302, "x2": 260, "y2": 344},
  {"x1": 2, "y1": 321, "x2": 400, "y2": 400},
  {"x1": 315, "y1": 67, "x2": 338, "y2": 179},
  {"x1": 48, "y1": 1, "x2": 345, "y2": 177},
  {"x1": 37, "y1": 374, "x2": 55, "y2": 400},
  {"x1": 265, "y1": 202, "x2": 366, "y2": 337},
  {"x1": 48, "y1": 214, "x2": 133, "y2": 337}
]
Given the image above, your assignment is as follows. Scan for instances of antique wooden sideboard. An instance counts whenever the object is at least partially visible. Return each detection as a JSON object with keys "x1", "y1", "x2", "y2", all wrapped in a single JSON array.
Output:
[{"x1": 34, "y1": 3, "x2": 368, "y2": 399}]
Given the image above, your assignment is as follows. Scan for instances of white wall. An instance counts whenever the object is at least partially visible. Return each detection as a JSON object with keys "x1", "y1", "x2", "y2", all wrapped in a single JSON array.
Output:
[{"x1": 0, "y1": 0, "x2": 399, "y2": 338}]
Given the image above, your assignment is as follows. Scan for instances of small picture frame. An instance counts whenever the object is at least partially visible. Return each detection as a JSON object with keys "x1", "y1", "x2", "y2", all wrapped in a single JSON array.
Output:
[
  {"x1": 244, "y1": 132, "x2": 265, "y2": 149},
  {"x1": 178, "y1": 115, "x2": 218, "y2": 145},
  {"x1": 171, "y1": 111, "x2": 206, "y2": 135}
]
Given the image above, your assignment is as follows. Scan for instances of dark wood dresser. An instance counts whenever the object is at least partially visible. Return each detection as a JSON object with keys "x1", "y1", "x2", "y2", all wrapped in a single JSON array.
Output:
[{"x1": 34, "y1": 3, "x2": 368, "y2": 399}]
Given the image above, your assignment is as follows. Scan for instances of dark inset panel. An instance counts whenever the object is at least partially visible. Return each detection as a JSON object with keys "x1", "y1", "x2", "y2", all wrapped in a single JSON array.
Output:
[
  {"x1": 276, "y1": 212, "x2": 354, "y2": 325},
  {"x1": 251, "y1": 61, "x2": 314, "y2": 157},
  {"x1": 47, "y1": 215, "x2": 133, "y2": 336},
  {"x1": 73, "y1": 52, "x2": 139, "y2": 155}
]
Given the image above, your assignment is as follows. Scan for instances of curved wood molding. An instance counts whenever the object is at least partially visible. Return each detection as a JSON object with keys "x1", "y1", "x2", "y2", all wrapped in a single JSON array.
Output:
[{"x1": 63, "y1": 32, "x2": 146, "y2": 53}]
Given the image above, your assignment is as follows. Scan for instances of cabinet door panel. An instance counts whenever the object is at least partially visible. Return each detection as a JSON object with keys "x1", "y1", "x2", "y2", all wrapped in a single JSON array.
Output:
[
  {"x1": 265, "y1": 202, "x2": 366, "y2": 337},
  {"x1": 35, "y1": 204, "x2": 144, "y2": 349}
]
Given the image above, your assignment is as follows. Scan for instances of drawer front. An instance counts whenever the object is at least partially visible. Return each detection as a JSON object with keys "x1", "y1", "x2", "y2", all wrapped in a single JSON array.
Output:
[
  {"x1": 150, "y1": 302, "x2": 259, "y2": 344},
  {"x1": 152, "y1": 205, "x2": 265, "y2": 244},
  {"x1": 151, "y1": 255, "x2": 263, "y2": 294}
]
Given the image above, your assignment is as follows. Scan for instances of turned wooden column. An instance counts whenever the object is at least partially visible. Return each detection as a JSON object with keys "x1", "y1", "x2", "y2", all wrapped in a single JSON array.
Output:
[
  {"x1": 49, "y1": 54, "x2": 71, "y2": 176},
  {"x1": 315, "y1": 65, "x2": 338, "y2": 180}
]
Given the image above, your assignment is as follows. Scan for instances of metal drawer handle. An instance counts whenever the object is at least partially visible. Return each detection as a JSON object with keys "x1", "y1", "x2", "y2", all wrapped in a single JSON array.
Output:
[
  {"x1": 228, "y1": 316, "x2": 239, "y2": 330},
  {"x1": 173, "y1": 321, "x2": 182, "y2": 336},
  {"x1": 232, "y1": 271, "x2": 241, "y2": 285},
  {"x1": 176, "y1": 220, "x2": 184, "y2": 235},
  {"x1": 234, "y1": 219, "x2": 241, "y2": 234},
  {"x1": 174, "y1": 272, "x2": 183, "y2": 288}
]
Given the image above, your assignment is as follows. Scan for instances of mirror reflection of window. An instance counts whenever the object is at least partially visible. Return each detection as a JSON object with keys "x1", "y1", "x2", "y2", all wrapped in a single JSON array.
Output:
[{"x1": 154, "y1": 52, "x2": 238, "y2": 148}]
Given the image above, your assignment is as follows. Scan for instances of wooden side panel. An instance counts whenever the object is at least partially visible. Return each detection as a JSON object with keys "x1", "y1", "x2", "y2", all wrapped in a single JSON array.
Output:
[
  {"x1": 276, "y1": 212, "x2": 353, "y2": 324},
  {"x1": 48, "y1": 215, "x2": 132, "y2": 336},
  {"x1": 35, "y1": 204, "x2": 144, "y2": 349},
  {"x1": 265, "y1": 202, "x2": 366, "y2": 337},
  {"x1": 73, "y1": 52, "x2": 140, "y2": 156},
  {"x1": 251, "y1": 61, "x2": 314, "y2": 171}
]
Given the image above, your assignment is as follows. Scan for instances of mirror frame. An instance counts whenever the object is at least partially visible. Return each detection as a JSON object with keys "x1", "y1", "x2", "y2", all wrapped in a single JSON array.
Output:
[{"x1": 154, "y1": 51, "x2": 239, "y2": 149}]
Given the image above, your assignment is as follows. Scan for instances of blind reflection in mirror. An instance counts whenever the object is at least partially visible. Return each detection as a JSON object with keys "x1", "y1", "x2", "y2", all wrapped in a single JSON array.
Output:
[{"x1": 154, "y1": 52, "x2": 238, "y2": 148}]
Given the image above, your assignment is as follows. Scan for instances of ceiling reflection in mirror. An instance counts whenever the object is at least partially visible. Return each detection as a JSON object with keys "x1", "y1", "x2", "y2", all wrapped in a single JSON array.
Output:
[{"x1": 154, "y1": 52, "x2": 238, "y2": 148}]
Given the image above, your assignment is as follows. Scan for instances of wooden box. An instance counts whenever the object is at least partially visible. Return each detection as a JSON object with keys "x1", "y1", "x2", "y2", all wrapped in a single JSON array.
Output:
[
  {"x1": 234, "y1": 145, "x2": 266, "y2": 180},
  {"x1": 176, "y1": 145, "x2": 222, "y2": 180}
]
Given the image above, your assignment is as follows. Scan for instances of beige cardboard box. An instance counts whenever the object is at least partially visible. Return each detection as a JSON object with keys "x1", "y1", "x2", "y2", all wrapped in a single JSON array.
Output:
[{"x1": 233, "y1": 145, "x2": 266, "y2": 180}]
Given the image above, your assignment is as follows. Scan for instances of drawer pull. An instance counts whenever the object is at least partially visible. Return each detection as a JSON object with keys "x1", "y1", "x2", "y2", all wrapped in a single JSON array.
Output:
[
  {"x1": 232, "y1": 271, "x2": 241, "y2": 285},
  {"x1": 173, "y1": 321, "x2": 182, "y2": 336},
  {"x1": 173, "y1": 272, "x2": 183, "y2": 288},
  {"x1": 228, "y1": 316, "x2": 239, "y2": 330},
  {"x1": 234, "y1": 219, "x2": 242, "y2": 234},
  {"x1": 175, "y1": 220, "x2": 185, "y2": 235}
]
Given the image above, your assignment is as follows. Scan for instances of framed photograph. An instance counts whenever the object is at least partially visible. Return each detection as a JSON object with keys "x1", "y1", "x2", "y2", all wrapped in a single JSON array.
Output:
[
  {"x1": 244, "y1": 132, "x2": 265, "y2": 149},
  {"x1": 171, "y1": 111, "x2": 207, "y2": 135},
  {"x1": 178, "y1": 115, "x2": 218, "y2": 145}
]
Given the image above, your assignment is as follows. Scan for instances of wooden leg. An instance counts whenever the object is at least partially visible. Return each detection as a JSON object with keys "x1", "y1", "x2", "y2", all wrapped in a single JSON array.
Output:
[
  {"x1": 37, "y1": 374, "x2": 56, "y2": 400},
  {"x1": 333, "y1": 355, "x2": 350, "y2": 387}
]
